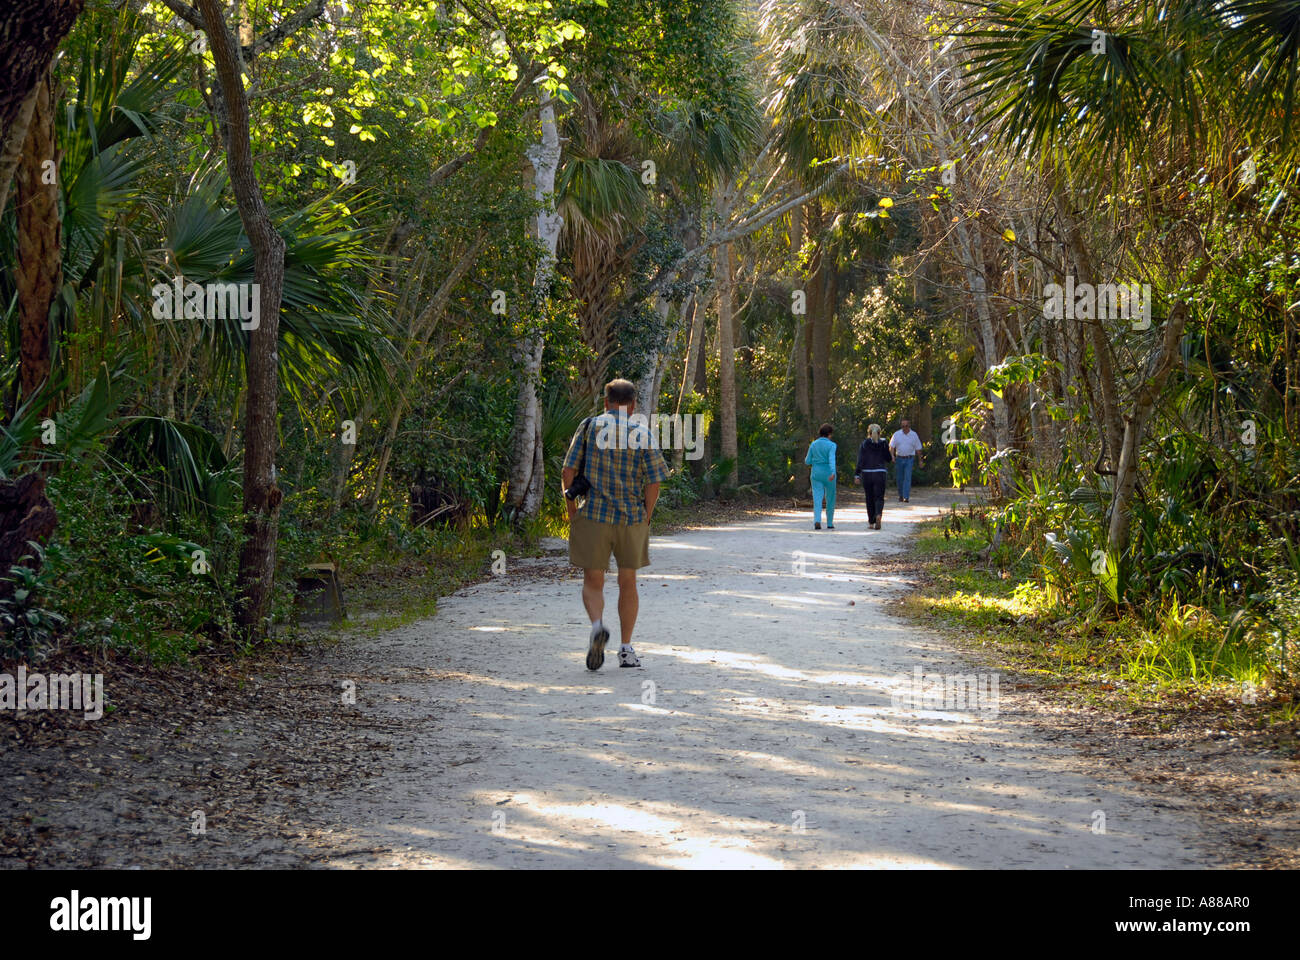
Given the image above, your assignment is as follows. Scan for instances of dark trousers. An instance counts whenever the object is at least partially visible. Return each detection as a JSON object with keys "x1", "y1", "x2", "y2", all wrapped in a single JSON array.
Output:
[{"x1": 861, "y1": 471, "x2": 886, "y2": 523}]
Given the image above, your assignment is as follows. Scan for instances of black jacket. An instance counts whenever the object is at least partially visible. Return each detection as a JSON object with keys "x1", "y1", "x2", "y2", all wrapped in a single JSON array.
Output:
[{"x1": 856, "y1": 438, "x2": 893, "y2": 475}]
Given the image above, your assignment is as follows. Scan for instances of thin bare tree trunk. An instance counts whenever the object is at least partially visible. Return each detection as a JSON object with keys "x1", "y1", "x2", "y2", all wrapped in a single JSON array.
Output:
[
  {"x1": 1010, "y1": 217, "x2": 1049, "y2": 464},
  {"x1": 198, "y1": 0, "x2": 287, "y2": 640},
  {"x1": 364, "y1": 235, "x2": 483, "y2": 514},
  {"x1": 790, "y1": 203, "x2": 811, "y2": 432},
  {"x1": 691, "y1": 311, "x2": 712, "y2": 481}
]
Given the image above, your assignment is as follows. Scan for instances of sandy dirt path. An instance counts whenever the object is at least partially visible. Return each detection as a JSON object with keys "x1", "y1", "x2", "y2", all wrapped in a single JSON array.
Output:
[{"x1": 316, "y1": 491, "x2": 1214, "y2": 869}]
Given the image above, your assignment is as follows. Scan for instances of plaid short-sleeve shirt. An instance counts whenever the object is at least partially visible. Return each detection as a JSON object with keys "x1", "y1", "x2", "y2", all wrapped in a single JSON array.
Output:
[{"x1": 563, "y1": 410, "x2": 671, "y2": 525}]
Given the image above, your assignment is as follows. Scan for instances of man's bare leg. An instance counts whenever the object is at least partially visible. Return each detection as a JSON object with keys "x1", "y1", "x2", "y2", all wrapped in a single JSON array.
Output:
[
  {"x1": 583, "y1": 568, "x2": 610, "y2": 670},
  {"x1": 616, "y1": 567, "x2": 638, "y2": 645},
  {"x1": 582, "y1": 568, "x2": 605, "y2": 623}
]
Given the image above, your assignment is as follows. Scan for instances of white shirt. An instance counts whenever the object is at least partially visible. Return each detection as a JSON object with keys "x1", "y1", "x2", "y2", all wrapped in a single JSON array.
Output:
[{"x1": 889, "y1": 429, "x2": 924, "y2": 456}]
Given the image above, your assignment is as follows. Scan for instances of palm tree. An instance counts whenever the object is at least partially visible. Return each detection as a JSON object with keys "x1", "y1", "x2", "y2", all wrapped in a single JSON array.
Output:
[
  {"x1": 556, "y1": 86, "x2": 650, "y2": 403},
  {"x1": 957, "y1": 0, "x2": 1300, "y2": 551}
]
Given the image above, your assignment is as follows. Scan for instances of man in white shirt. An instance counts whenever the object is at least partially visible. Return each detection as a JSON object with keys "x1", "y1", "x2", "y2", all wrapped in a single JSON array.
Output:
[{"x1": 889, "y1": 419, "x2": 924, "y2": 502}]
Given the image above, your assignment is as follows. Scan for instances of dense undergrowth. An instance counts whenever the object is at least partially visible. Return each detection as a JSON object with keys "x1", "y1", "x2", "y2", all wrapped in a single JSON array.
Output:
[
  {"x1": 0, "y1": 456, "x2": 721, "y2": 666},
  {"x1": 901, "y1": 504, "x2": 1299, "y2": 727}
]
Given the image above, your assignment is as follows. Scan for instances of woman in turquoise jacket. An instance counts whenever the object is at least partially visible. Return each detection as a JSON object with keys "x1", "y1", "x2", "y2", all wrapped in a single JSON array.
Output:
[{"x1": 804, "y1": 423, "x2": 837, "y2": 530}]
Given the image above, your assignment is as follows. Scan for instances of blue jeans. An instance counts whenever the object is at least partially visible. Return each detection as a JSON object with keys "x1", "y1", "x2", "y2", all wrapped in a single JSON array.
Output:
[
  {"x1": 811, "y1": 473, "x2": 836, "y2": 525},
  {"x1": 896, "y1": 456, "x2": 914, "y2": 500}
]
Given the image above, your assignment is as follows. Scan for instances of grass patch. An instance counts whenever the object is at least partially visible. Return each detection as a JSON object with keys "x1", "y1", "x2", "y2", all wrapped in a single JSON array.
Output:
[
  {"x1": 897, "y1": 515, "x2": 1298, "y2": 740},
  {"x1": 320, "y1": 520, "x2": 536, "y2": 638}
]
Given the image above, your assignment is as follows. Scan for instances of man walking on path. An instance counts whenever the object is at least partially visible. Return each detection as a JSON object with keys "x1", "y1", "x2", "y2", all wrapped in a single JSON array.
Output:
[
  {"x1": 562, "y1": 379, "x2": 671, "y2": 671},
  {"x1": 855, "y1": 423, "x2": 892, "y2": 529},
  {"x1": 889, "y1": 419, "x2": 924, "y2": 502}
]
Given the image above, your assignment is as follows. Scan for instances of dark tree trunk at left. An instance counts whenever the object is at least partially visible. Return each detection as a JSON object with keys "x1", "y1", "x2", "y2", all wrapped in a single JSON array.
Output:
[
  {"x1": 14, "y1": 69, "x2": 59, "y2": 412},
  {"x1": 0, "y1": 0, "x2": 83, "y2": 213},
  {"x1": 0, "y1": 66, "x2": 62, "y2": 591}
]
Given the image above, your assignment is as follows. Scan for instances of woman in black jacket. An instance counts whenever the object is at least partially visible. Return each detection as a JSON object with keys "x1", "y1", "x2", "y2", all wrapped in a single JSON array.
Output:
[{"x1": 855, "y1": 423, "x2": 892, "y2": 530}]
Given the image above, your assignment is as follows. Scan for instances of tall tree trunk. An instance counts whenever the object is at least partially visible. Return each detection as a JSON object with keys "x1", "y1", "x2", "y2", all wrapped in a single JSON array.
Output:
[
  {"x1": 0, "y1": 65, "x2": 61, "y2": 596},
  {"x1": 792, "y1": 204, "x2": 811, "y2": 433},
  {"x1": 914, "y1": 256, "x2": 942, "y2": 452},
  {"x1": 694, "y1": 318, "x2": 709, "y2": 395},
  {"x1": 367, "y1": 402, "x2": 404, "y2": 514},
  {"x1": 505, "y1": 90, "x2": 561, "y2": 521},
  {"x1": 198, "y1": 0, "x2": 287, "y2": 640},
  {"x1": 15, "y1": 69, "x2": 58, "y2": 416},
  {"x1": 714, "y1": 181, "x2": 739, "y2": 494},
  {"x1": 1009, "y1": 217, "x2": 1044, "y2": 463},
  {"x1": 642, "y1": 210, "x2": 704, "y2": 417},
  {"x1": 807, "y1": 203, "x2": 832, "y2": 426},
  {"x1": 820, "y1": 249, "x2": 838, "y2": 419}
]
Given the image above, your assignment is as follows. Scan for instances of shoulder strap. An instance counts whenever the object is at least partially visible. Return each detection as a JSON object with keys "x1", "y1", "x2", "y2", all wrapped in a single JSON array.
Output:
[{"x1": 575, "y1": 417, "x2": 593, "y2": 474}]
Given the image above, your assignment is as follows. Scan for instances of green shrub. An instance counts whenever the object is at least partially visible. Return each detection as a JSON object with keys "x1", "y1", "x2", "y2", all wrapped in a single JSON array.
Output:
[{"x1": 42, "y1": 463, "x2": 236, "y2": 662}]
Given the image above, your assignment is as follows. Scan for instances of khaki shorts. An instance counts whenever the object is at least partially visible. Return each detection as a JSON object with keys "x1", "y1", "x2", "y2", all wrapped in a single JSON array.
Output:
[{"x1": 569, "y1": 514, "x2": 651, "y2": 570}]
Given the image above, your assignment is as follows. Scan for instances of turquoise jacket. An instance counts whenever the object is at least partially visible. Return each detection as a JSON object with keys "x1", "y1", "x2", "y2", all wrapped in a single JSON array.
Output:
[{"x1": 804, "y1": 436, "x2": 837, "y2": 481}]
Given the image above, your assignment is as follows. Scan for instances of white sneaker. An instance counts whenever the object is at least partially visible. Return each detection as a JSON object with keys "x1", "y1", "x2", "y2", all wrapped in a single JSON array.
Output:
[{"x1": 618, "y1": 646, "x2": 641, "y2": 668}]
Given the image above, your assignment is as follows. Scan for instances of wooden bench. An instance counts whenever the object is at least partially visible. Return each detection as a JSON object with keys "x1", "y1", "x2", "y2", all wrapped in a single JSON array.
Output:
[{"x1": 295, "y1": 561, "x2": 346, "y2": 624}]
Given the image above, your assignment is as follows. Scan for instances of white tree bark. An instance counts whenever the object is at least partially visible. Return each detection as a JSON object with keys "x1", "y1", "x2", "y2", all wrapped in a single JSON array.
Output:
[
  {"x1": 652, "y1": 289, "x2": 694, "y2": 417},
  {"x1": 677, "y1": 295, "x2": 705, "y2": 413},
  {"x1": 636, "y1": 291, "x2": 674, "y2": 414},
  {"x1": 506, "y1": 91, "x2": 562, "y2": 519}
]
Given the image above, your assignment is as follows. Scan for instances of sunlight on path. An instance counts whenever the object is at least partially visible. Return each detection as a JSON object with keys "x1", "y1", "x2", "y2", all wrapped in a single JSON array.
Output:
[{"x1": 316, "y1": 492, "x2": 1211, "y2": 870}]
